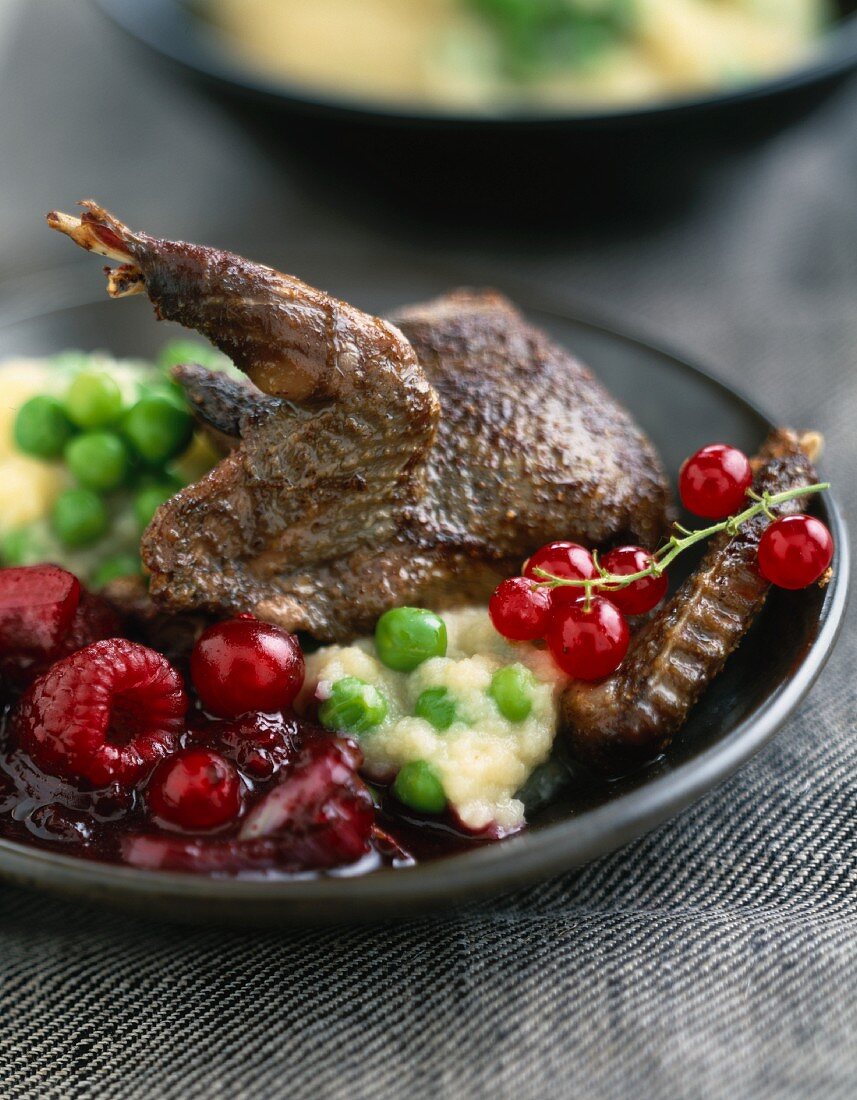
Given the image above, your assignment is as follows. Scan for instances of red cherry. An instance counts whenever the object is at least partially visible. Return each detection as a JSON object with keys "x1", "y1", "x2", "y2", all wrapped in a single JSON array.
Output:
[
  {"x1": 147, "y1": 748, "x2": 242, "y2": 831},
  {"x1": 546, "y1": 595, "x2": 629, "y2": 680},
  {"x1": 601, "y1": 545, "x2": 668, "y2": 615},
  {"x1": 190, "y1": 617, "x2": 305, "y2": 718},
  {"x1": 757, "y1": 514, "x2": 834, "y2": 590},
  {"x1": 679, "y1": 444, "x2": 753, "y2": 519},
  {"x1": 489, "y1": 577, "x2": 552, "y2": 641}
]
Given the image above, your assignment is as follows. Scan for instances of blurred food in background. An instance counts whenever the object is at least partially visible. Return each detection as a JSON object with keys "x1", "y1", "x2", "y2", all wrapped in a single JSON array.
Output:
[{"x1": 205, "y1": 0, "x2": 829, "y2": 111}]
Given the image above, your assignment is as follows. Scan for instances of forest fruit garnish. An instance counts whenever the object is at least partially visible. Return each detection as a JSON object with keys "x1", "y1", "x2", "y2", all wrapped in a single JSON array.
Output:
[
  {"x1": 522, "y1": 541, "x2": 597, "y2": 587},
  {"x1": 490, "y1": 441, "x2": 833, "y2": 682},
  {"x1": 488, "y1": 577, "x2": 552, "y2": 642},
  {"x1": 146, "y1": 748, "x2": 242, "y2": 832},
  {"x1": 190, "y1": 616, "x2": 305, "y2": 719},
  {"x1": 679, "y1": 443, "x2": 753, "y2": 519},
  {"x1": 13, "y1": 639, "x2": 187, "y2": 788},
  {"x1": 545, "y1": 595, "x2": 629, "y2": 681},
  {"x1": 757, "y1": 514, "x2": 834, "y2": 590},
  {"x1": 534, "y1": 481, "x2": 831, "y2": 599},
  {"x1": 0, "y1": 564, "x2": 81, "y2": 663},
  {"x1": 599, "y1": 546, "x2": 668, "y2": 616},
  {"x1": 0, "y1": 565, "x2": 124, "y2": 691}
]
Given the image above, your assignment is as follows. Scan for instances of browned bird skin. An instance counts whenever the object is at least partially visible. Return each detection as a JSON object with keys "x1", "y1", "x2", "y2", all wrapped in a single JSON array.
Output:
[
  {"x1": 391, "y1": 291, "x2": 669, "y2": 559},
  {"x1": 171, "y1": 362, "x2": 279, "y2": 454},
  {"x1": 48, "y1": 203, "x2": 670, "y2": 641},
  {"x1": 561, "y1": 428, "x2": 819, "y2": 776}
]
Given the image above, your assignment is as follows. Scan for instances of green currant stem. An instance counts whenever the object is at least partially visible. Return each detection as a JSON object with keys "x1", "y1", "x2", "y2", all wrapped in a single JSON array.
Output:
[{"x1": 532, "y1": 481, "x2": 830, "y2": 594}]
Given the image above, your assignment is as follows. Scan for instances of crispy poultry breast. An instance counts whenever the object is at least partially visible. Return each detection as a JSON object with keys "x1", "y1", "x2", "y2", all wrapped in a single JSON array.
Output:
[{"x1": 48, "y1": 203, "x2": 670, "y2": 641}]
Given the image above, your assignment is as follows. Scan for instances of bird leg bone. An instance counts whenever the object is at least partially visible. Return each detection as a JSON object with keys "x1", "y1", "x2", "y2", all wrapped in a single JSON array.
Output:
[{"x1": 47, "y1": 205, "x2": 146, "y2": 297}]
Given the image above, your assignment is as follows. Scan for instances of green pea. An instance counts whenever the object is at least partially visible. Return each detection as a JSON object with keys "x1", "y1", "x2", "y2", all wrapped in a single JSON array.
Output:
[
  {"x1": 138, "y1": 380, "x2": 188, "y2": 408},
  {"x1": 51, "y1": 488, "x2": 109, "y2": 548},
  {"x1": 13, "y1": 396, "x2": 74, "y2": 459},
  {"x1": 375, "y1": 607, "x2": 447, "y2": 672},
  {"x1": 65, "y1": 370, "x2": 124, "y2": 429},
  {"x1": 51, "y1": 350, "x2": 91, "y2": 372},
  {"x1": 319, "y1": 676, "x2": 388, "y2": 736},
  {"x1": 91, "y1": 552, "x2": 142, "y2": 589},
  {"x1": 158, "y1": 339, "x2": 224, "y2": 373},
  {"x1": 414, "y1": 687, "x2": 457, "y2": 731},
  {"x1": 0, "y1": 525, "x2": 45, "y2": 566},
  {"x1": 65, "y1": 431, "x2": 130, "y2": 492},
  {"x1": 392, "y1": 761, "x2": 446, "y2": 814},
  {"x1": 489, "y1": 663, "x2": 536, "y2": 723},
  {"x1": 123, "y1": 394, "x2": 193, "y2": 465},
  {"x1": 134, "y1": 483, "x2": 179, "y2": 530}
]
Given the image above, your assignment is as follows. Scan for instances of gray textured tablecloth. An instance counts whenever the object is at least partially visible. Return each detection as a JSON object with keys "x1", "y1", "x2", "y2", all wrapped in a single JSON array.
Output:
[{"x1": 0, "y1": 4, "x2": 855, "y2": 1098}]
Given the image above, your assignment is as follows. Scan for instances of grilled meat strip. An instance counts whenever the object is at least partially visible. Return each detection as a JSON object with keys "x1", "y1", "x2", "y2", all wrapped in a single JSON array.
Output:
[
  {"x1": 561, "y1": 428, "x2": 820, "y2": 776},
  {"x1": 48, "y1": 203, "x2": 670, "y2": 641}
]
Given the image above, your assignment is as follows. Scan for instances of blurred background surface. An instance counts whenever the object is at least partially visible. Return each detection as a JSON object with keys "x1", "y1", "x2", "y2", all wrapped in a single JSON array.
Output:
[
  {"x1": 0, "y1": 3, "x2": 855, "y2": 1098},
  {"x1": 1, "y1": 0, "x2": 856, "y2": 371},
  {"x1": 1, "y1": 0, "x2": 855, "y2": 475}
]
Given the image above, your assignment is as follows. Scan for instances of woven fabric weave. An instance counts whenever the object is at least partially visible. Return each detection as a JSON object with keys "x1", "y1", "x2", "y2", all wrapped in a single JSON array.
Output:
[{"x1": 0, "y1": 4, "x2": 854, "y2": 1098}]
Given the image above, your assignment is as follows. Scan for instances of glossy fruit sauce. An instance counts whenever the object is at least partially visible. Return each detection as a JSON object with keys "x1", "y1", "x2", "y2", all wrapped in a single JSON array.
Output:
[{"x1": 0, "y1": 565, "x2": 492, "y2": 878}]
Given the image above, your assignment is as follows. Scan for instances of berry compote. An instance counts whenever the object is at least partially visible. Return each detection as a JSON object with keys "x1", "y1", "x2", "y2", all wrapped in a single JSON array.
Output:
[{"x1": 0, "y1": 566, "x2": 491, "y2": 877}]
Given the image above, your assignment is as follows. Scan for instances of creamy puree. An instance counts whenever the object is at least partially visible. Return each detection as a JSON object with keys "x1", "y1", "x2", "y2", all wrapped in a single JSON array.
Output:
[{"x1": 304, "y1": 607, "x2": 568, "y2": 832}]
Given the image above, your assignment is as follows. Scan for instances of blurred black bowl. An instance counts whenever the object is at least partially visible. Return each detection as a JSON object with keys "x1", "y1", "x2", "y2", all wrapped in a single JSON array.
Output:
[{"x1": 96, "y1": 0, "x2": 857, "y2": 219}]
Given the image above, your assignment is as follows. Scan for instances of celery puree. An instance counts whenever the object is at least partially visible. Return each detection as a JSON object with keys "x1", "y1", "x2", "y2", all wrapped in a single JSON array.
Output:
[{"x1": 303, "y1": 607, "x2": 569, "y2": 832}]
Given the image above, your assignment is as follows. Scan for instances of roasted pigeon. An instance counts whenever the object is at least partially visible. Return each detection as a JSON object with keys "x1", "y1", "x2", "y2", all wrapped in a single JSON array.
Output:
[
  {"x1": 48, "y1": 203, "x2": 671, "y2": 641},
  {"x1": 562, "y1": 428, "x2": 821, "y2": 775}
]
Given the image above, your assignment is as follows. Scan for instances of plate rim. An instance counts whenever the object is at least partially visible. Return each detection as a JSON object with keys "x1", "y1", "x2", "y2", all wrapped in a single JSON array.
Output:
[{"x1": 0, "y1": 279, "x2": 849, "y2": 917}]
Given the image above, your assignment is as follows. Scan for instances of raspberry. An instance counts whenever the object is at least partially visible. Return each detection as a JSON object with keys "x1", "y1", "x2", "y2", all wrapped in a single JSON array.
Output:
[
  {"x1": 0, "y1": 565, "x2": 82, "y2": 688},
  {"x1": 13, "y1": 639, "x2": 187, "y2": 788}
]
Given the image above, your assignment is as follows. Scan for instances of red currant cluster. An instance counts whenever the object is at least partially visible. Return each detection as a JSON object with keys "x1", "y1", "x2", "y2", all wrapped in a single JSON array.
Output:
[{"x1": 489, "y1": 443, "x2": 834, "y2": 683}]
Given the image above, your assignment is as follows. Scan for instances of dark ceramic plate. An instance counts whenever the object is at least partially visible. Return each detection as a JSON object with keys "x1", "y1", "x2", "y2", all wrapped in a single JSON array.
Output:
[
  {"x1": 0, "y1": 263, "x2": 848, "y2": 924},
  {"x1": 94, "y1": 0, "x2": 857, "y2": 215}
]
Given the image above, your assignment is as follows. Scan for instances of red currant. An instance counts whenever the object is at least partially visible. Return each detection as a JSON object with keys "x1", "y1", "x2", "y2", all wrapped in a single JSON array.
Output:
[
  {"x1": 523, "y1": 540, "x2": 598, "y2": 615},
  {"x1": 147, "y1": 748, "x2": 241, "y2": 831},
  {"x1": 601, "y1": 546, "x2": 668, "y2": 615},
  {"x1": 489, "y1": 577, "x2": 552, "y2": 641},
  {"x1": 679, "y1": 443, "x2": 752, "y2": 519},
  {"x1": 523, "y1": 541, "x2": 596, "y2": 584},
  {"x1": 190, "y1": 617, "x2": 305, "y2": 718},
  {"x1": 757, "y1": 514, "x2": 834, "y2": 590},
  {"x1": 546, "y1": 595, "x2": 629, "y2": 680}
]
